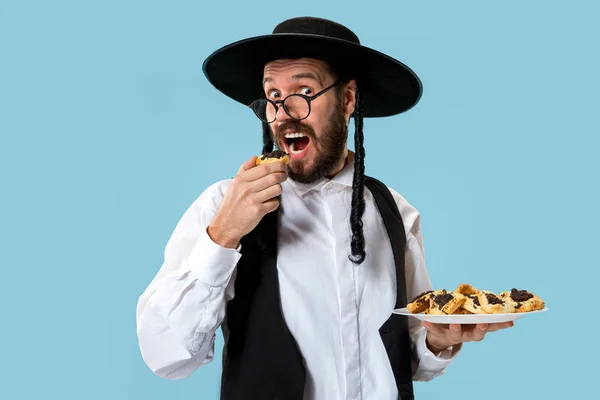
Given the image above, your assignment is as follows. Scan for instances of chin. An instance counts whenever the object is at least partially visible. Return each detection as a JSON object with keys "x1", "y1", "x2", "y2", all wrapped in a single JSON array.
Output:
[{"x1": 289, "y1": 159, "x2": 313, "y2": 174}]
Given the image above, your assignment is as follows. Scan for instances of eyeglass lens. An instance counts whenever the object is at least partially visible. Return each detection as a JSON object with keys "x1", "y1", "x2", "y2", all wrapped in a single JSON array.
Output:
[{"x1": 252, "y1": 95, "x2": 310, "y2": 122}]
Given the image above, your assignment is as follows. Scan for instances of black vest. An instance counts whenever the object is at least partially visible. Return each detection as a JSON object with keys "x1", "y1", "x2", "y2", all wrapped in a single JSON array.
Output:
[{"x1": 220, "y1": 176, "x2": 415, "y2": 400}]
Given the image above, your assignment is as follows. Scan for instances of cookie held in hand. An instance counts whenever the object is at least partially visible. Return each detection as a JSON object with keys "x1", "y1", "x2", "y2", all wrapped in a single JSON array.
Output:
[{"x1": 255, "y1": 150, "x2": 290, "y2": 166}]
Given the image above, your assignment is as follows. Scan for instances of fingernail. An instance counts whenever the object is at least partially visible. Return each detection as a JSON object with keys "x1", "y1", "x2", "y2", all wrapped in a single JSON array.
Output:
[
  {"x1": 450, "y1": 326, "x2": 460, "y2": 331},
  {"x1": 479, "y1": 326, "x2": 488, "y2": 332}
]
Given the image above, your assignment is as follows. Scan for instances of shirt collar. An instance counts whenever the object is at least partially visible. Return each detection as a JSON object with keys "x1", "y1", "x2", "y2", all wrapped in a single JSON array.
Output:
[{"x1": 286, "y1": 151, "x2": 356, "y2": 197}]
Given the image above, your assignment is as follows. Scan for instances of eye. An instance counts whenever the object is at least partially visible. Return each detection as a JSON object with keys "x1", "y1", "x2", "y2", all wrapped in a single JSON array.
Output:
[
  {"x1": 299, "y1": 87, "x2": 313, "y2": 96},
  {"x1": 268, "y1": 90, "x2": 281, "y2": 99}
]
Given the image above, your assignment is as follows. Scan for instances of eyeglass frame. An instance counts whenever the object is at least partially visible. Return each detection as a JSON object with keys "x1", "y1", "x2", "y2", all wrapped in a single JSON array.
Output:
[{"x1": 249, "y1": 80, "x2": 342, "y2": 123}]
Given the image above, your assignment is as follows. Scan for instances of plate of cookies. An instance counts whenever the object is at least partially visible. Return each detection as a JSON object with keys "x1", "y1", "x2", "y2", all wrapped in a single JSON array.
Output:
[{"x1": 393, "y1": 284, "x2": 548, "y2": 324}]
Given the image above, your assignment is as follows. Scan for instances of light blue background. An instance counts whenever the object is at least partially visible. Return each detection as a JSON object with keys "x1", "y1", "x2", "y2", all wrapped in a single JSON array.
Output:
[{"x1": 1, "y1": 0, "x2": 598, "y2": 399}]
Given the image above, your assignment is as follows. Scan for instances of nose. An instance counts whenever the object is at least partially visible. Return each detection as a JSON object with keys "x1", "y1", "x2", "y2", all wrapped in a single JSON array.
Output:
[
  {"x1": 275, "y1": 103, "x2": 292, "y2": 122},
  {"x1": 271, "y1": 103, "x2": 292, "y2": 133}
]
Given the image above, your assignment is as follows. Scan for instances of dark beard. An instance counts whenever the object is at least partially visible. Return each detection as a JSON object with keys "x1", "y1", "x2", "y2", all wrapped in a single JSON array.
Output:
[{"x1": 274, "y1": 105, "x2": 348, "y2": 184}]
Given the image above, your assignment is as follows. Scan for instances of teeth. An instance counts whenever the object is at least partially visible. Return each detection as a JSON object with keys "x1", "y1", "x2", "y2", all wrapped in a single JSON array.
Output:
[{"x1": 284, "y1": 132, "x2": 306, "y2": 138}]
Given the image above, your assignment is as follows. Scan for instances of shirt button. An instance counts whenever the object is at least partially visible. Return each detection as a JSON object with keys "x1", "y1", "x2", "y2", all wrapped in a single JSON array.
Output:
[{"x1": 325, "y1": 183, "x2": 333, "y2": 190}]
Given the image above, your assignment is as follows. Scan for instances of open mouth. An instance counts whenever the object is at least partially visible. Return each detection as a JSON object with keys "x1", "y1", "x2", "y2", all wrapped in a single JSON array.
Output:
[{"x1": 284, "y1": 132, "x2": 311, "y2": 155}]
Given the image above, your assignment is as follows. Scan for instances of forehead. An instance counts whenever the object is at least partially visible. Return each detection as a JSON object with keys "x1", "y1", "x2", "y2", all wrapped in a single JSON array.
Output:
[{"x1": 263, "y1": 58, "x2": 333, "y2": 84}]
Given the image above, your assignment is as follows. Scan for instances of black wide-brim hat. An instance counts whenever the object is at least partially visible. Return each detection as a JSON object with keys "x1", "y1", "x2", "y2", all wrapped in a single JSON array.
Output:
[{"x1": 202, "y1": 17, "x2": 423, "y2": 118}]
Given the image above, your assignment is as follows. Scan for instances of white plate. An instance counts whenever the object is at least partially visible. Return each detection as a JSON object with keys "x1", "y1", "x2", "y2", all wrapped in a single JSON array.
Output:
[{"x1": 392, "y1": 307, "x2": 549, "y2": 324}]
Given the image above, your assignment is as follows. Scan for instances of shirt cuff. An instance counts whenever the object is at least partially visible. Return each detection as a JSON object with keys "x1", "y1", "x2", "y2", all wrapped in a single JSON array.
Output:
[
  {"x1": 188, "y1": 227, "x2": 242, "y2": 286},
  {"x1": 415, "y1": 327, "x2": 461, "y2": 371}
]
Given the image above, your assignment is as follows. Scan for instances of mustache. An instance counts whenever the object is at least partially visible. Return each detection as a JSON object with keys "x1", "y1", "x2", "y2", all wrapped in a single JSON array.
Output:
[{"x1": 276, "y1": 120, "x2": 316, "y2": 141}]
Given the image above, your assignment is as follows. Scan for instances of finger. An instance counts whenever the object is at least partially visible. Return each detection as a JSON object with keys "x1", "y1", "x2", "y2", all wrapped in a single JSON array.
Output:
[
  {"x1": 449, "y1": 324, "x2": 462, "y2": 343},
  {"x1": 460, "y1": 330, "x2": 473, "y2": 342},
  {"x1": 260, "y1": 197, "x2": 280, "y2": 214},
  {"x1": 471, "y1": 324, "x2": 488, "y2": 341},
  {"x1": 421, "y1": 322, "x2": 445, "y2": 336},
  {"x1": 487, "y1": 321, "x2": 514, "y2": 333},
  {"x1": 252, "y1": 183, "x2": 283, "y2": 204},
  {"x1": 251, "y1": 172, "x2": 288, "y2": 192},
  {"x1": 244, "y1": 161, "x2": 287, "y2": 182},
  {"x1": 238, "y1": 156, "x2": 259, "y2": 174}
]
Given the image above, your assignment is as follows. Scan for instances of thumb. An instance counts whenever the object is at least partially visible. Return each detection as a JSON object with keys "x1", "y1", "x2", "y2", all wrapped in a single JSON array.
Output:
[{"x1": 238, "y1": 156, "x2": 258, "y2": 174}]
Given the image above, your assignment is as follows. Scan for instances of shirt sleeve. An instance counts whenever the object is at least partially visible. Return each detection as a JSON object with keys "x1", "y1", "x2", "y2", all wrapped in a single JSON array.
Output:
[
  {"x1": 389, "y1": 187, "x2": 462, "y2": 381},
  {"x1": 136, "y1": 180, "x2": 241, "y2": 379}
]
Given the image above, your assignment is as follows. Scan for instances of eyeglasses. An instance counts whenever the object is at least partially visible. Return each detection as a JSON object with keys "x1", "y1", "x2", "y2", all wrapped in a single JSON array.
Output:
[{"x1": 249, "y1": 81, "x2": 341, "y2": 123}]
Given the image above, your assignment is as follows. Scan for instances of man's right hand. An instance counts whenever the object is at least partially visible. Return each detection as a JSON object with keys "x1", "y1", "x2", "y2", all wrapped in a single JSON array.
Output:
[{"x1": 207, "y1": 156, "x2": 288, "y2": 249}]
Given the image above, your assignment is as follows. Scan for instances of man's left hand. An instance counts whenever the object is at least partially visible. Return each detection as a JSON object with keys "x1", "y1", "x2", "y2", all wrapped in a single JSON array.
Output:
[{"x1": 422, "y1": 322, "x2": 514, "y2": 353}]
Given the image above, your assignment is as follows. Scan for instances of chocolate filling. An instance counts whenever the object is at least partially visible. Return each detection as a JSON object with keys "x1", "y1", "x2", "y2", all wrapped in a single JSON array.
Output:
[
  {"x1": 510, "y1": 288, "x2": 534, "y2": 303},
  {"x1": 433, "y1": 292, "x2": 454, "y2": 308},
  {"x1": 515, "y1": 304, "x2": 522, "y2": 309},
  {"x1": 467, "y1": 294, "x2": 480, "y2": 307},
  {"x1": 410, "y1": 290, "x2": 433, "y2": 303},
  {"x1": 261, "y1": 150, "x2": 288, "y2": 160},
  {"x1": 485, "y1": 293, "x2": 504, "y2": 305}
]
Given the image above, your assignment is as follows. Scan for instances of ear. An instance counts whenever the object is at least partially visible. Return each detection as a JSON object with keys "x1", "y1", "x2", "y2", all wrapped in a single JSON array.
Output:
[{"x1": 342, "y1": 79, "x2": 357, "y2": 123}]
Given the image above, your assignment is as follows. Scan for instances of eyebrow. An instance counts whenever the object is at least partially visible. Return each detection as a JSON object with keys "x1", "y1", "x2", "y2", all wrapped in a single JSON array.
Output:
[{"x1": 262, "y1": 72, "x2": 323, "y2": 87}]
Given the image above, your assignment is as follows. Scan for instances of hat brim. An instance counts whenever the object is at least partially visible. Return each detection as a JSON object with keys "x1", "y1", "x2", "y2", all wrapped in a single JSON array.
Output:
[{"x1": 202, "y1": 34, "x2": 423, "y2": 118}]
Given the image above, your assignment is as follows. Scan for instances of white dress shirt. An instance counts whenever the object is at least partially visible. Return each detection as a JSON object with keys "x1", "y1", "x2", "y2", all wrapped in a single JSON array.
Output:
[{"x1": 136, "y1": 152, "x2": 460, "y2": 400}]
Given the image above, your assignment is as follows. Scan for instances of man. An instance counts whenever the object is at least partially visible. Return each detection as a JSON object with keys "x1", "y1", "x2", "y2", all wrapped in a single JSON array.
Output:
[{"x1": 136, "y1": 17, "x2": 513, "y2": 400}]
